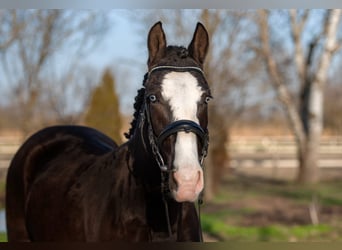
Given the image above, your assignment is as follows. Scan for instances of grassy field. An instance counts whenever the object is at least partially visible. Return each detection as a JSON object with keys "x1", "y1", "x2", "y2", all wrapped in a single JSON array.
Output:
[
  {"x1": 201, "y1": 171, "x2": 342, "y2": 241},
  {"x1": 0, "y1": 233, "x2": 7, "y2": 242}
]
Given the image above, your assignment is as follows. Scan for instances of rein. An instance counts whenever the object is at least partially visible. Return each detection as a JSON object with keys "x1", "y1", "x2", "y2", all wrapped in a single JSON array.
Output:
[{"x1": 140, "y1": 65, "x2": 209, "y2": 241}]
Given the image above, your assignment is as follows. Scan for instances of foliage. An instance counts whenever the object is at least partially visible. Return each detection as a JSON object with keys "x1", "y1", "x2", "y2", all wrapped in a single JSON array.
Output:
[{"x1": 84, "y1": 69, "x2": 123, "y2": 144}]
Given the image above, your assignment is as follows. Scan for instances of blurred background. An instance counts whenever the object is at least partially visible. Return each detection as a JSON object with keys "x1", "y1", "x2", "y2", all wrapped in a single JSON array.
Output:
[{"x1": 0, "y1": 9, "x2": 342, "y2": 241}]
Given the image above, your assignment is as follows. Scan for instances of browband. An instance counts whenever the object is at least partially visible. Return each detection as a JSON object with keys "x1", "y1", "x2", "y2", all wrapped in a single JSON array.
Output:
[{"x1": 148, "y1": 65, "x2": 205, "y2": 76}]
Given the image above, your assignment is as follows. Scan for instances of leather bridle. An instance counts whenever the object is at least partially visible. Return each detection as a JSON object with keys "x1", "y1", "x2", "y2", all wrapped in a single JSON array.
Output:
[
  {"x1": 140, "y1": 66, "x2": 210, "y2": 241},
  {"x1": 145, "y1": 101, "x2": 209, "y2": 173}
]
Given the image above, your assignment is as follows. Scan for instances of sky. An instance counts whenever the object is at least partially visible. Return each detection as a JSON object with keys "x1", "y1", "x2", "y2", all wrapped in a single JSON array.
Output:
[
  {"x1": 1, "y1": 9, "x2": 341, "y2": 117},
  {"x1": 81, "y1": 10, "x2": 171, "y2": 114},
  {"x1": 0, "y1": 10, "x2": 212, "y2": 115},
  {"x1": 81, "y1": 10, "x2": 209, "y2": 114},
  {"x1": 1, "y1": 0, "x2": 341, "y2": 8},
  {"x1": 0, "y1": 10, "x2": 147, "y2": 114},
  {"x1": 86, "y1": 11, "x2": 143, "y2": 71},
  {"x1": 93, "y1": 11, "x2": 151, "y2": 114}
]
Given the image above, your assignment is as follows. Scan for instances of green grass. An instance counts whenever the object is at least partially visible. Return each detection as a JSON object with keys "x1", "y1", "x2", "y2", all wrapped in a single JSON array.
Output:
[
  {"x1": 202, "y1": 214, "x2": 335, "y2": 241},
  {"x1": 0, "y1": 233, "x2": 7, "y2": 242},
  {"x1": 202, "y1": 175, "x2": 342, "y2": 241},
  {"x1": 221, "y1": 175, "x2": 342, "y2": 207}
]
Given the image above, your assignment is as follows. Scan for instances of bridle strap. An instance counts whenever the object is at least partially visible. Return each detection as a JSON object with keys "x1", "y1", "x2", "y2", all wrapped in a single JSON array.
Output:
[
  {"x1": 149, "y1": 65, "x2": 205, "y2": 76},
  {"x1": 144, "y1": 101, "x2": 168, "y2": 171},
  {"x1": 157, "y1": 120, "x2": 207, "y2": 148},
  {"x1": 141, "y1": 66, "x2": 208, "y2": 241},
  {"x1": 157, "y1": 119, "x2": 209, "y2": 172},
  {"x1": 197, "y1": 198, "x2": 204, "y2": 242},
  {"x1": 144, "y1": 100, "x2": 207, "y2": 241}
]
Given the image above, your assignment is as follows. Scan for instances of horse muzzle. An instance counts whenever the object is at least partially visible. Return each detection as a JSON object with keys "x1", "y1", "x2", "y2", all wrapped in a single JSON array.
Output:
[
  {"x1": 172, "y1": 167, "x2": 204, "y2": 202},
  {"x1": 156, "y1": 120, "x2": 207, "y2": 202}
]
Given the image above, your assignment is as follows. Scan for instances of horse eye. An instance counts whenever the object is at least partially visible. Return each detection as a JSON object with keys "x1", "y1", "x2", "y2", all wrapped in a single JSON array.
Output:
[
  {"x1": 149, "y1": 95, "x2": 157, "y2": 103},
  {"x1": 205, "y1": 96, "x2": 212, "y2": 104}
]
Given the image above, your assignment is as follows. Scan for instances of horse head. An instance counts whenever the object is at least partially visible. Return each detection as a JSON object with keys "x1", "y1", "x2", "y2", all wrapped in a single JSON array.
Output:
[{"x1": 142, "y1": 22, "x2": 211, "y2": 202}]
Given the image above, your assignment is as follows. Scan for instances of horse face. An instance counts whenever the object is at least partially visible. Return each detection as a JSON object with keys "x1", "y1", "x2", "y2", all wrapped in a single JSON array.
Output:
[{"x1": 145, "y1": 22, "x2": 210, "y2": 202}]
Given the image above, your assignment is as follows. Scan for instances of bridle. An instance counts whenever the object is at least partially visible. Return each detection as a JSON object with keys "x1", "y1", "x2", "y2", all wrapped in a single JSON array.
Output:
[
  {"x1": 139, "y1": 65, "x2": 210, "y2": 241},
  {"x1": 145, "y1": 65, "x2": 209, "y2": 172},
  {"x1": 145, "y1": 102, "x2": 209, "y2": 173}
]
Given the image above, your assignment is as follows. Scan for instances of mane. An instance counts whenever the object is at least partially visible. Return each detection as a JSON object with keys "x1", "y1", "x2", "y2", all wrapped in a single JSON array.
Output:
[
  {"x1": 157, "y1": 46, "x2": 198, "y2": 67},
  {"x1": 124, "y1": 73, "x2": 148, "y2": 139}
]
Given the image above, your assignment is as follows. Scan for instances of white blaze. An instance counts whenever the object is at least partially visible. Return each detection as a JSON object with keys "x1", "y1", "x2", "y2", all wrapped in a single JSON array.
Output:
[
  {"x1": 162, "y1": 72, "x2": 202, "y2": 123},
  {"x1": 161, "y1": 72, "x2": 204, "y2": 201}
]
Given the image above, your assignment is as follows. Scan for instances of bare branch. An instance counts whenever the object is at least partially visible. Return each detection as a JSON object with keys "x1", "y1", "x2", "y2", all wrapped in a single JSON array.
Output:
[
  {"x1": 258, "y1": 9, "x2": 306, "y2": 148},
  {"x1": 0, "y1": 11, "x2": 22, "y2": 50},
  {"x1": 0, "y1": 10, "x2": 109, "y2": 135},
  {"x1": 36, "y1": 10, "x2": 60, "y2": 69},
  {"x1": 333, "y1": 43, "x2": 342, "y2": 53},
  {"x1": 314, "y1": 9, "x2": 341, "y2": 88},
  {"x1": 289, "y1": 9, "x2": 309, "y2": 86}
]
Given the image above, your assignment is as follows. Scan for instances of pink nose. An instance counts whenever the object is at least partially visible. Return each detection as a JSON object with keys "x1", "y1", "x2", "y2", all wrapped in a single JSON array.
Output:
[{"x1": 172, "y1": 168, "x2": 204, "y2": 202}]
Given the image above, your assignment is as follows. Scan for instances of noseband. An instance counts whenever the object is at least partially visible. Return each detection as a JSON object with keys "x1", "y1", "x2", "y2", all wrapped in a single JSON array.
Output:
[
  {"x1": 158, "y1": 120, "x2": 208, "y2": 166},
  {"x1": 139, "y1": 66, "x2": 209, "y2": 241},
  {"x1": 144, "y1": 101, "x2": 209, "y2": 174}
]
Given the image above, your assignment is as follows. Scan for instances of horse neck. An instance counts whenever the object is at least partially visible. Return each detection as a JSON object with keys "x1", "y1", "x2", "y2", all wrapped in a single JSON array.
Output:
[{"x1": 128, "y1": 115, "x2": 161, "y2": 188}]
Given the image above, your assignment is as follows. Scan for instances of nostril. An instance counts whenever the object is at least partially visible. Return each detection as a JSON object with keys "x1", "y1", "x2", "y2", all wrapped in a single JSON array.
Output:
[
  {"x1": 195, "y1": 169, "x2": 204, "y2": 193},
  {"x1": 196, "y1": 170, "x2": 201, "y2": 183}
]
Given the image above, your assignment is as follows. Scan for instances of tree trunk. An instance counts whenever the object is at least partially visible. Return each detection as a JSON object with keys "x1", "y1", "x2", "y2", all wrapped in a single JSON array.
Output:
[
  {"x1": 297, "y1": 9, "x2": 341, "y2": 183},
  {"x1": 298, "y1": 81, "x2": 323, "y2": 183},
  {"x1": 258, "y1": 9, "x2": 341, "y2": 184},
  {"x1": 297, "y1": 138, "x2": 320, "y2": 183}
]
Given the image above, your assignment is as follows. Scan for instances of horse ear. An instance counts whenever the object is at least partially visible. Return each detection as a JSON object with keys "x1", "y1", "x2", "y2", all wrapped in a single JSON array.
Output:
[
  {"x1": 147, "y1": 21, "x2": 166, "y2": 68},
  {"x1": 188, "y1": 23, "x2": 209, "y2": 66}
]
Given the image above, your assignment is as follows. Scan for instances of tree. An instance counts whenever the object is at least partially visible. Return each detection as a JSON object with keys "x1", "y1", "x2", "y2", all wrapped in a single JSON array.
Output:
[
  {"x1": 257, "y1": 9, "x2": 342, "y2": 183},
  {"x1": 0, "y1": 10, "x2": 109, "y2": 135},
  {"x1": 0, "y1": 11, "x2": 21, "y2": 51},
  {"x1": 84, "y1": 69, "x2": 123, "y2": 144}
]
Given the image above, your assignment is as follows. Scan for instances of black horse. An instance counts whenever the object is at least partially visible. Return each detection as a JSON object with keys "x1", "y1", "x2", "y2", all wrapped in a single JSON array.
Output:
[{"x1": 6, "y1": 21, "x2": 211, "y2": 242}]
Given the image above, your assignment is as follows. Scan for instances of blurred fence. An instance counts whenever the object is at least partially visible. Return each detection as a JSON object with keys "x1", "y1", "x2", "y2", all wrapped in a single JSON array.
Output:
[
  {"x1": 0, "y1": 136, "x2": 21, "y2": 177},
  {"x1": 229, "y1": 136, "x2": 342, "y2": 169},
  {"x1": 1, "y1": 135, "x2": 342, "y2": 175}
]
